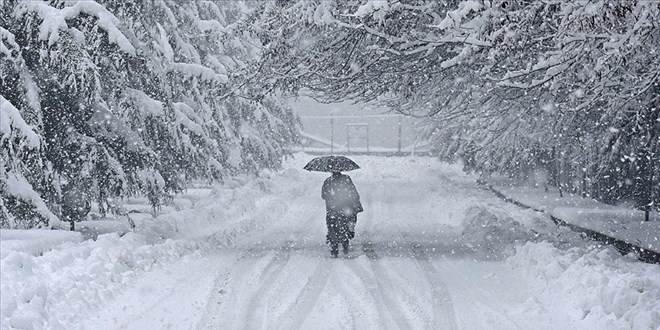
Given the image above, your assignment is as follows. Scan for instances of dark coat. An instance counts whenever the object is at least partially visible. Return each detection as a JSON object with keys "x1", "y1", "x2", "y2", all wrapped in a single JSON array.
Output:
[{"x1": 322, "y1": 173, "x2": 363, "y2": 216}]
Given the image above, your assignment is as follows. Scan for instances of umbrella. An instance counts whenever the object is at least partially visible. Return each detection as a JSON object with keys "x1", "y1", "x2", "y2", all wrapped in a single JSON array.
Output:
[{"x1": 303, "y1": 155, "x2": 360, "y2": 172}]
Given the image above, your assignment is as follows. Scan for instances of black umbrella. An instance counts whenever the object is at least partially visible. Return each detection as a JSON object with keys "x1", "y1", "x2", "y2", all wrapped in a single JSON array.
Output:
[{"x1": 303, "y1": 155, "x2": 360, "y2": 172}]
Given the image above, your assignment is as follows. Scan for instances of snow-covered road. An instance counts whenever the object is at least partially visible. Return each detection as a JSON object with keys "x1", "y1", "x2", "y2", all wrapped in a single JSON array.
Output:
[{"x1": 3, "y1": 155, "x2": 658, "y2": 329}]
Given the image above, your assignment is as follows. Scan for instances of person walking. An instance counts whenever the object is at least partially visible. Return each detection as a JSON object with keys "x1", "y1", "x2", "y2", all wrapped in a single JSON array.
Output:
[
  {"x1": 304, "y1": 155, "x2": 363, "y2": 258},
  {"x1": 322, "y1": 170, "x2": 363, "y2": 257}
]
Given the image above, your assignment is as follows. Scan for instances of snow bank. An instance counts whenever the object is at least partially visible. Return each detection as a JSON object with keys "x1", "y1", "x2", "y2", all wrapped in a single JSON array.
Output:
[
  {"x1": 0, "y1": 168, "x2": 304, "y2": 329},
  {"x1": 0, "y1": 230, "x2": 82, "y2": 258},
  {"x1": 488, "y1": 183, "x2": 660, "y2": 254},
  {"x1": 552, "y1": 207, "x2": 660, "y2": 253},
  {"x1": 0, "y1": 233, "x2": 200, "y2": 329},
  {"x1": 3, "y1": 153, "x2": 657, "y2": 329},
  {"x1": 150, "y1": 170, "x2": 309, "y2": 246},
  {"x1": 461, "y1": 205, "x2": 532, "y2": 259},
  {"x1": 508, "y1": 242, "x2": 660, "y2": 330}
]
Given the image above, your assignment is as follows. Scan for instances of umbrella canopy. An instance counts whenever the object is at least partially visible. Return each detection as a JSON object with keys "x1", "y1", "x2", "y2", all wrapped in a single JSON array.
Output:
[{"x1": 303, "y1": 155, "x2": 360, "y2": 172}]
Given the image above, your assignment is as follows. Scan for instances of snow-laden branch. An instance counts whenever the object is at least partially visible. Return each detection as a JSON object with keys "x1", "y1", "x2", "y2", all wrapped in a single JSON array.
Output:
[
  {"x1": 0, "y1": 96, "x2": 40, "y2": 149},
  {"x1": 16, "y1": 0, "x2": 136, "y2": 55}
]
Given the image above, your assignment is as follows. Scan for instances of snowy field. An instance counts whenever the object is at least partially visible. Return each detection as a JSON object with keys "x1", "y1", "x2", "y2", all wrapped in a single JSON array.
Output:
[{"x1": 1, "y1": 154, "x2": 658, "y2": 329}]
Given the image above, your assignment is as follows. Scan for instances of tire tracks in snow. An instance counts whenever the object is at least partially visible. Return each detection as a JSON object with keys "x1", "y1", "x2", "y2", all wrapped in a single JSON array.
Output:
[
  {"x1": 349, "y1": 254, "x2": 412, "y2": 330},
  {"x1": 279, "y1": 259, "x2": 334, "y2": 329},
  {"x1": 266, "y1": 206, "x2": 335, "y2": 329},
  {"x1": 410, "y1": 242, "x2": 458, "y2": 330},
  {"x1": 362, "y1": 175, "x2": 457, "y2": 329},
  {"x1": 434, "y1": 260, "x2": 526, "y2": 329},
  {"x1": 396, "y1": 211, "x2": 458, "y2": 330},
  {"x1": 357, "y1": 184, "x2": 416, "y2": 329},
  {"x1": 199, "y1": 199, "x2": 320, "y2": 330},
  {"x1": 198, "y1": 242, "x2": 293, "y2": 330},
  {"x1": 243, "y1": 241, "x2": 294, "y2": 329},
  {"x1": 234, "y1": 213, "x2": 315, "y2": 329}
]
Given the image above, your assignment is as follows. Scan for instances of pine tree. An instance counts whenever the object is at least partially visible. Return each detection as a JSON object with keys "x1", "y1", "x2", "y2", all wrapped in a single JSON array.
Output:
[{"x1": 1, "y1": 0, "x2": 299, "y2": 228}]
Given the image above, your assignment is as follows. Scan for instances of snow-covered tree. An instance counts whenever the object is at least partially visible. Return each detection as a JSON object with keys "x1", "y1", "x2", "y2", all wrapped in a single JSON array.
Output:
[
  {"x1": 1, "y1": 0, "x2": 299, "y2": 228},
  {"x1": 255, "y1": 0, "x2": 659, "y2": 208},
  {"x1": 1, "y1": 23, "x2": 61, "y2": 228}
]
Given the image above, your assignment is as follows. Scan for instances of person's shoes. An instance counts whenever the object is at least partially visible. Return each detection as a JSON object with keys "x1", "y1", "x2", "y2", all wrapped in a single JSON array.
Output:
[{"x1": 331, "y1": 251, "x2": 338, "y2": 258}]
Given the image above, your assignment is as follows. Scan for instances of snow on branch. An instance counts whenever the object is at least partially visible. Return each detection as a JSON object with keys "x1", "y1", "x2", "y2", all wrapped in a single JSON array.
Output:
[
  {"x1": 125, "y1": 89, "x2": 164, "y2": 117},
  {"x1": 354, "y1": 0, "x2": 389, "y2": 21},
  {"x1": 197, "y1": 19, "x2": 227, "y2": 34},
  {"x1": 433, "y1": 1, "x2": 482, "y2": 31},
  {"x1": 0, "y1": 27, "x2": 20, "y2": 59},
  {"x1": 1, "y1": 166, "x2": 61, "y2": 229},
  {"x1": 171, "y1": 62, "x2": 229, "y2": 83},
  {"x1": 172, "y1": 102, "x2": 205, "y2": 136},
  {"x1": 156, "y1": 23, "x2": 174, "y2": 62},
  {"x1": 0, "y1": 96, "x2": 40, "y2": 149},
  {"x1": 16, "y1": 0, "x2": 135, "y2": 55}
]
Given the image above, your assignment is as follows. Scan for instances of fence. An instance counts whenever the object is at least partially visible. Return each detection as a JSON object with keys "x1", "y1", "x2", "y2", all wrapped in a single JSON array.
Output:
[{"x1": 298, "y1": 113, "x2": 428, "y2": 155}]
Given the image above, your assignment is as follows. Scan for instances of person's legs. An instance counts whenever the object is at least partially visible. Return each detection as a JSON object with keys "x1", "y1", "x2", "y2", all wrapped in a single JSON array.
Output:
[
  {"x1": 326, "y1": 211, "x2": 336, "y2": 240},
  {"x1": 347, "y1": 215, "x2": 357, "y2": 239},
  {"x1": 330, "y1": 242, "x2": 339, "y2": 257},
  {"x1": 334, "y1": 216, "x2": 351, "y2": 254},
  {"x1": 326, "y1": 211, "x2": 340, "y2": 257},
  {"x1": 342, "y1": 240, "x2": 349, "y2": 254}
]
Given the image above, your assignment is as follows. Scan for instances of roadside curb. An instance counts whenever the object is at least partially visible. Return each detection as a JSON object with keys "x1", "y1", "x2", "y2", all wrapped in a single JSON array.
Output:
[{"x1": 477, "y1": 180, "x2": 660, "y2": 264}]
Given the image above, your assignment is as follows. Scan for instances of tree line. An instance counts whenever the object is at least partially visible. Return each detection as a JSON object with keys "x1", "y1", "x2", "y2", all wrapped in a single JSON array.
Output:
[
  {"x1": 253, "y1": 0, "x2": 659, "y2": 211},
  {"x1": 2, "y1": 1, "x2": 658, "y2": 229},
  {"x1": 1, "y1": 1, "x2": 298, "y2": 228}
]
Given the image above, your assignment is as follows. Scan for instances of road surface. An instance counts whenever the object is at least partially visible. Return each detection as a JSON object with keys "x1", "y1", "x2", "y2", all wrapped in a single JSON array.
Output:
[{"x1": 80, "y1": 156, "x2": 629, "y2": 329}]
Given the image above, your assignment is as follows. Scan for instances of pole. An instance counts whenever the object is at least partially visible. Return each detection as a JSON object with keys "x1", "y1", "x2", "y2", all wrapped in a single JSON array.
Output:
[
  {"x1": 646, "y1": 159, "x2": 653, "y2": 222},
  {"x1": 330, "y1": 111, "x2": 334, "y2": 154},
  {"x1": 346, "y1": 124, "x2": 350, "y2": 153},
  {"x1": 366, "y1": 125, "x2": 370, "y2": 154},
  {"x1": 411, "y1": 133, "x2": 419, "y2": 157},
  {"x1": 397, "y1": 115, "x2": 402, "y2": 153}
]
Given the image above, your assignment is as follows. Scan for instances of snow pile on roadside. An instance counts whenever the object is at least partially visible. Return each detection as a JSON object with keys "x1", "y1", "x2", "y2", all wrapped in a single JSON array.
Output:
[
  {"x1": 0, "y1": 169, "x2": 306, "y2": 329},
  {"x1": 460, "y1": 204, "x2": 532, "y2": 259},
  {"x1": 1, "y1": 233, "x2": 201, "y2": 329},
  {"x1": 508, "y1": 242, "x2": 660, "y2": 330},
  {"x1": 0, "y1": 230, "x2": 82, "y2": 258},
  {"x1": 149, "y1": 170, "x2": 310, "y2": 244}
]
